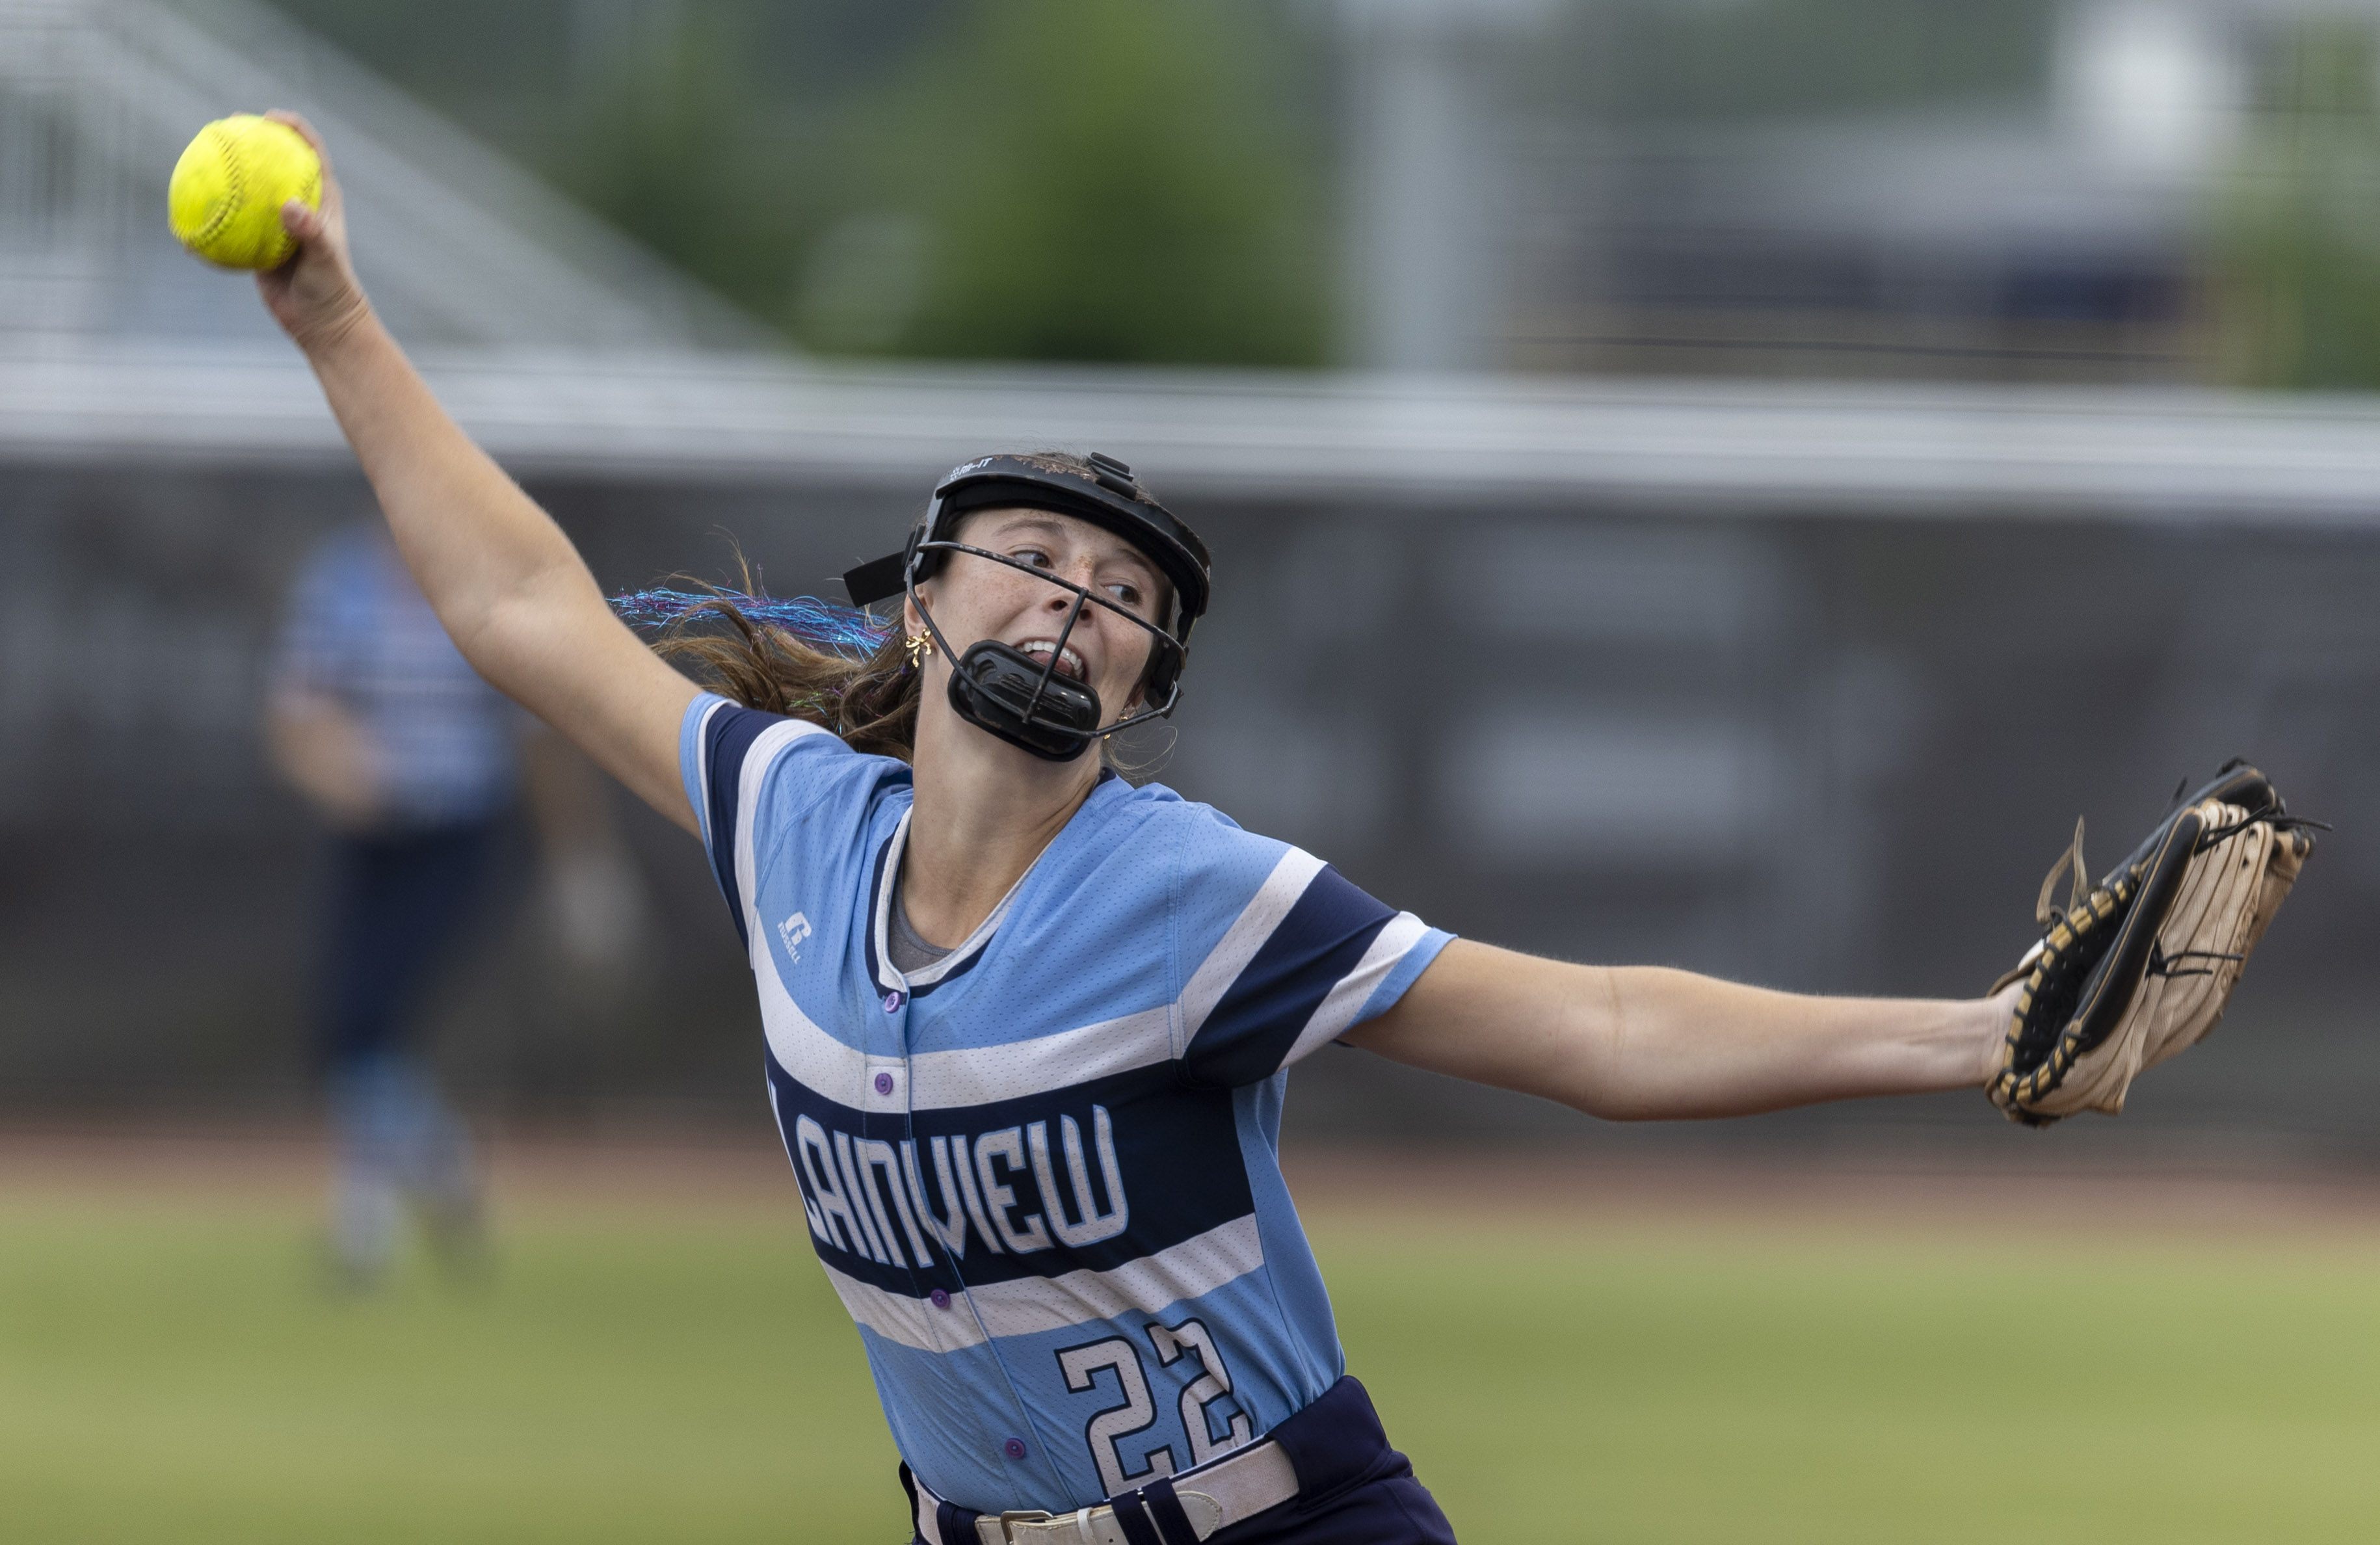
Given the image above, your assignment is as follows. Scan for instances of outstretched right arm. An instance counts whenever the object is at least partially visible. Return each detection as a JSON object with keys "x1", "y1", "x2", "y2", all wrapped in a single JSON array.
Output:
[{"x1": 256, "y1": 112, "x2": 700, "y2": 834}]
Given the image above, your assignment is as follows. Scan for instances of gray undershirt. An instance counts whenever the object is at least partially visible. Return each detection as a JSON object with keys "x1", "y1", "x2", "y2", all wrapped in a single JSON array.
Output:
[{"x1": 888, "y1": 878, "x2": 955, "y2": 975}]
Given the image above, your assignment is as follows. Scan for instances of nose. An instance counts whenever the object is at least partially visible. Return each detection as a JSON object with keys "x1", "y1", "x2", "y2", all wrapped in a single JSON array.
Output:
[{"x1": 1048, "y1": 561, "x2": 1102, "y2": 606}]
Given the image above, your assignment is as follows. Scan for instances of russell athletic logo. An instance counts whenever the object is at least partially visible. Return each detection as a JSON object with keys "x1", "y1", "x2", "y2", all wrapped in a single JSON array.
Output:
[
  {"x1": 790, "y1": 1107, "x2": 1128, "y2": 1269},
  {"x1": 778, "y1": 912, "x2": 812, "y2": 963}
]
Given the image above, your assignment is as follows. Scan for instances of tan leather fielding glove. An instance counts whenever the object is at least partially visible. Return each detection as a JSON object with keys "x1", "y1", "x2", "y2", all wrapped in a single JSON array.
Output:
[{"x1": 1987, "y1": 763, "x2": 2319, "y2": 1126}]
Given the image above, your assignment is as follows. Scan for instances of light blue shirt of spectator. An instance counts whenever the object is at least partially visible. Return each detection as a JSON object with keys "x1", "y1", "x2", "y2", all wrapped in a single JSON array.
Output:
[{"x1": 271, "y1": 525, "x2": 523, "y2": 828}]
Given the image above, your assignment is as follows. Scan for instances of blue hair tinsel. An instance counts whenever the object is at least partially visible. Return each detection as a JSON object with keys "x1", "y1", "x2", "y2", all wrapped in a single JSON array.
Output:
[{"x1": 609, "y1": 588, "x2": 893, "y2": 661}]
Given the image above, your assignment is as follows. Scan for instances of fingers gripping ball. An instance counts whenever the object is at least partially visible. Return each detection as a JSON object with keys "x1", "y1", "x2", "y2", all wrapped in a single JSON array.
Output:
[{"x1": 168, "y1": 115, "x2": 321, "y2": 270}]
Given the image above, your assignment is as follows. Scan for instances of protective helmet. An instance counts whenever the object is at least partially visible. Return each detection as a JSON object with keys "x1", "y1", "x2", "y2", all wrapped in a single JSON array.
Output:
[{"x1": 843, "y1": 451, "x2": 1211, "y2": 761}]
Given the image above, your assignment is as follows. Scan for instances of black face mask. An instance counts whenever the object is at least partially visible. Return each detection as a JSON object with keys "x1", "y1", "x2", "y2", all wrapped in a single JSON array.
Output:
[{"x1": 946, "y1": 635, "x2": 1104, "y2": 761}]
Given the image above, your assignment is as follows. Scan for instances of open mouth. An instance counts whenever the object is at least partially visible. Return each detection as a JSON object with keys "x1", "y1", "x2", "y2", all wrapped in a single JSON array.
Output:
[{"x1": 1016, "y1": 638, "x2": 1087, "y2": 681}]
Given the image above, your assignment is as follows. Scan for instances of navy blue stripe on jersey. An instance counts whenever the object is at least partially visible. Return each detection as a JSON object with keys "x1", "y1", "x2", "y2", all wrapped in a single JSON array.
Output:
[
  {"x1": 903, "y1": 937, "x2": 991, "y2": 997},
  {"x1": 700, "y1": 704, "x2": 787, "y2": 949},
  {"x1": 1182, "y1": 865, "x2": 1396, "y2": 1088},
  {"x1": 878, "y1": 918, "x2": 996, "y2": 1000},
  {"x1": 860, "y1": 830, "x2": 894, "y2": 988},
  {"x1": 766, "y1": 1053, "x2": 1252, "y2": 1298}
]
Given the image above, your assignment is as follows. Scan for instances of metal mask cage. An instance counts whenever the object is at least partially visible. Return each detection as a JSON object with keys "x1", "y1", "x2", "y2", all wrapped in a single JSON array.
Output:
[{"x1": 903, "y1": 536, "x2": 1189, "y2": 750}]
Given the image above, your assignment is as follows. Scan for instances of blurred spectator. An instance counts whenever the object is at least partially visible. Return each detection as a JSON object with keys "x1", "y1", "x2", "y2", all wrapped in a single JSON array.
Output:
[{"x1": 266, "y1": 523, "x2": 647, "y2": 1288}]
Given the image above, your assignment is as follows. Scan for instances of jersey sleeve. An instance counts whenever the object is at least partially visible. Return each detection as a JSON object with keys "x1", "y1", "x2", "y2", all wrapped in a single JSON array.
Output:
[
  {"x1": 678, "y1": 692, "x2": 857, "y2": 950},
  {"x1": 1167, "y1": 807, "x2": 1454, "y2": 1088}
]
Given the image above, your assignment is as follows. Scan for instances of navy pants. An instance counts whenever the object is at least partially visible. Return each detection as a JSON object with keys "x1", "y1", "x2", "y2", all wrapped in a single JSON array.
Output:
[
  {"x1": 314, "y1": 817, "x2": 501, "y2": 1278},
  {"x1": 908, "y1": 1376, "x2": 1459, "y2": 1544},
  {"x1": 317, "y1": 817, "x2": 503, "y2": 1068}
]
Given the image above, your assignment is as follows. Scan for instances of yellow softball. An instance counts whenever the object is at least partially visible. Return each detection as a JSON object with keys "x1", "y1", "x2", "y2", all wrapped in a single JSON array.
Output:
[{"x1": 168, "y1": 114, "x2": 323, "y2": 271}]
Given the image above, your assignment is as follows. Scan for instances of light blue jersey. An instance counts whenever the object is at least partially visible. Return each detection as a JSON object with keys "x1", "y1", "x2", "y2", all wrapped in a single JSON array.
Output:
[
  {"x1": 272, "y1": 527, "x2": 522, "y2": 826},
  {"x1": 681, "y1": 694, "x2": 1452, "y2": 1514}
]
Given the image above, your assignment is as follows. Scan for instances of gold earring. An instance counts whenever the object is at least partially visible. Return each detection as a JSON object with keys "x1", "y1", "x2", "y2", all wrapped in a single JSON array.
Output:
[{"x1": 905, "y1": 633, "x2": 932, "y2": 668}]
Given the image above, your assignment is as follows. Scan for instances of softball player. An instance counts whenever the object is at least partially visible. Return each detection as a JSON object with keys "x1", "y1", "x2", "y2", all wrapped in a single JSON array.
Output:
[{"x1": 254, "y1": 114, "x2": 2014, "y2": 1543}]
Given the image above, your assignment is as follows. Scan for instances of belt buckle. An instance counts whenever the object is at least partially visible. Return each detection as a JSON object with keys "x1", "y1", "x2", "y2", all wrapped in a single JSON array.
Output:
[{"x1": 996, "y1": 1509, "x2": 1056, "y2": 1542}]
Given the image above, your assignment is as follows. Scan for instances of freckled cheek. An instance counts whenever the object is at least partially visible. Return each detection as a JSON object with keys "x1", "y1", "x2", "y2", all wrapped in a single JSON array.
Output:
[
  {"x1": 944, "y1": 571, "x2": 1042, "y2": 636},
  {"x1": 1100, "y1": 626, "x2": 1156, "y2": 696}
]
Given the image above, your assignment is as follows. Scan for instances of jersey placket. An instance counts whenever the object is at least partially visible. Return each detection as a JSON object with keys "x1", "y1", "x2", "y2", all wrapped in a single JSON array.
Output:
[
  {"x1": 879, "y1": 971, "x2": 1072, "y2": 1503},
  {"x1": 860, "y1": 979, "x2": 925, "y2": 1302},
  {"x1": 866, "y1": 817, "x2": 975, "y2": 1341},
  {"x1": 862, "y1": 816, "x2": 967, "y2": 1358}
]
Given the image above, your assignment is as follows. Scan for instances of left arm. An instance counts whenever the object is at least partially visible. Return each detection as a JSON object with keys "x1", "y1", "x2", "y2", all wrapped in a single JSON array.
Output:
[{"x1": 1343, "y1": 939, "x2": 2007, "y2": 1122}]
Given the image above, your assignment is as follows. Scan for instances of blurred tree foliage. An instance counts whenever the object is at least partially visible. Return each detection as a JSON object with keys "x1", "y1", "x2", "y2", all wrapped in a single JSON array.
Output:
[
  {"x1": 266, "y1": 0, "x2": 1328, "y2": 366},
  {"x1": 845, "y1": 0, "x2": 1326, "y2": 364},
  {"x1": 2214, "y1": 23, "x2": 2380, "y2": 390}
]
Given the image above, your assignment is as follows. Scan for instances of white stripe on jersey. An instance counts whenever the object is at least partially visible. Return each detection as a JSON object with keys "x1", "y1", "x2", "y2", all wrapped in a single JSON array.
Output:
[
  {"x1": 756, "y1": 965, "x2": 870, "y2": 1109},
  {"x1": 757, "y1": 941, "x2": 1181, "y2": 1115},
  {"x1": 907, "y1": 1006, "x2": 1176, "y2": 1111},
  {"x1": 736, "y1": 718, "x2": 834, "y2": 953},
  {"x1": 747, "y1": 828, "x2": 1362, "y2": 1113},
  {"x1": 690, "y1": 696, "x2": 719, "y2": 847},
  {"x1": 821, "y1": 1214, "x2": 1266, "y2": 1354},
  {"x1": 1282, "y1": 910, "x2": 1433, "y2": 1065},
  {"x1": 731, "y1": 726, "x2": 1376, "y2": 1107},
  {"x1": 1176, "y1": 848, "x2": 1328, "y2": 1046}
]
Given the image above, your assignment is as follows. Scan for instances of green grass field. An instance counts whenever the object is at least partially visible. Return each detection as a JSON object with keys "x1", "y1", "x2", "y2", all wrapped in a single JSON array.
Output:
[{"x1": 4, "y1": 1174, "x2": 2379, "y2": 1544}]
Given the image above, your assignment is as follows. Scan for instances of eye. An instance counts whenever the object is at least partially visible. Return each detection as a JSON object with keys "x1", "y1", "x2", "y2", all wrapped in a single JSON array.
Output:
[
  {"x1": 1011, "y1": 546, "x2": 1053, "y2": 570},
  {"x1": 1107, "y1": 581, "x2": 1143, "y2": 608}
]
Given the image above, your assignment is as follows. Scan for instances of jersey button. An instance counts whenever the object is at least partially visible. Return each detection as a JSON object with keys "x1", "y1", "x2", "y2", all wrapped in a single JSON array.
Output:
[
  {"x1": 929, "y1": 1288, "x2": 950, "y2": 1309},
  {"x1": 882, "y1": 990, "x2": 905, "y2": 1013},
  {"x1": 874, "y1": 1072, "x2": 895, "y2": 1096},
  {"x1": 1001, "y1": 1437, "x2": 1027, "y2": 1461}
]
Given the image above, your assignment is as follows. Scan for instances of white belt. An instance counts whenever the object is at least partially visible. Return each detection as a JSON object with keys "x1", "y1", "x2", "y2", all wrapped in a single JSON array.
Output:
[{"x1": 914, "y1": 1440, "x2": 1300, "y2": 1545}]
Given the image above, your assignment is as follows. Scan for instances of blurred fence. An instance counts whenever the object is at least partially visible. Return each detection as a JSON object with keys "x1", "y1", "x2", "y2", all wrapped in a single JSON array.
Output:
[
  {"x1": 3, "y1": 346, "x2": 2378, "y2": 1155},
  {"x1": 0, "y1": 0, "x2": 756, "y2": 349}
]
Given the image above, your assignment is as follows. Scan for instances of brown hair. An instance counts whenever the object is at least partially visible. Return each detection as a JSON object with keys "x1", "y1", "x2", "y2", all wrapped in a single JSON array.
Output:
[
  {"x1": 650, "y1": 555, "x2": 922, "y2": 759},
  {"x1": 650, "y1": 453, "x2": 1172, "y2": 769}
]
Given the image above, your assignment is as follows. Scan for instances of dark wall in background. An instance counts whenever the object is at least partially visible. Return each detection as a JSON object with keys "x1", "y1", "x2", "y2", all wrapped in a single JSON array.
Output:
[{"x1": 4, "y1": 464, "x2": 2375, "y2": 1155}]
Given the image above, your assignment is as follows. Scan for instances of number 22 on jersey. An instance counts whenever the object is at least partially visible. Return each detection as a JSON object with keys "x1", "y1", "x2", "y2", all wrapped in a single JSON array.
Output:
[{"x1": 1055, "y1": 1317, "x2": 1255, "y2": 1498}]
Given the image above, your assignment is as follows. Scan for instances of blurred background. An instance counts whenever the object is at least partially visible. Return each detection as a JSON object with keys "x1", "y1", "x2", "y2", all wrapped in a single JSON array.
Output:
[
  {"x1": 5, "y1": 1, "x2": 2380, "y2": 1540},
  {"x1": 7, "y1": 0, "x2": 2379, "y2": 1153}
]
